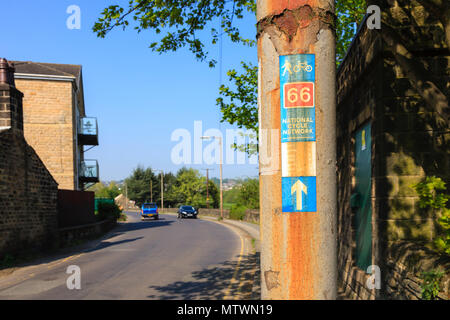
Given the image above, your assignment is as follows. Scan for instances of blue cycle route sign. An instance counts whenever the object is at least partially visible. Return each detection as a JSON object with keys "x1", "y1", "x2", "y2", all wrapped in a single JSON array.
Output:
[
  {"x1": 280, "y1": 53, "x2": 317, "y2": 213},
  {"x1": 280, "y1": 54, "x2": 316, "y2": 143}
]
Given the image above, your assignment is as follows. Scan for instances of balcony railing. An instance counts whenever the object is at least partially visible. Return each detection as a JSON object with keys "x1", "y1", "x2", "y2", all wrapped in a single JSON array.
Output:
[
  {"x1": 79, "y1": 159, "x2": 99, "y2": 183},
  {"x1": 78, "y1": 117, "x2": 98, "y2": 146}
]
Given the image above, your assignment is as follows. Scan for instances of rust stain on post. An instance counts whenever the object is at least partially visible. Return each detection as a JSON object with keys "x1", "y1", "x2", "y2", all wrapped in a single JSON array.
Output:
[
  {"x1": 266, "y1": 0, "x2": 316, "y2": 17},
  {"x1": 287, "y1": 214, "x2": 317, "y2": 299}
]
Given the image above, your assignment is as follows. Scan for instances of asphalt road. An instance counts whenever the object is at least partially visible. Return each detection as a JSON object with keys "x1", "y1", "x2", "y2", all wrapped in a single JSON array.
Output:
[{"x1": 0, "y1": 213, "x2": 242, "y2": 300}]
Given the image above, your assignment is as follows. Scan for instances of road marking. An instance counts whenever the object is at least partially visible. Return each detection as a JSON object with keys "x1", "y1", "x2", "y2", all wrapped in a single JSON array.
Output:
[{"x1": 223, "y1": 231, "x2": 244, "y2": 300}]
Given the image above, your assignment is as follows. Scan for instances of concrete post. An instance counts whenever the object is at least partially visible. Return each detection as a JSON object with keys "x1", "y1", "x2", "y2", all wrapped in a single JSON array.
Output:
[{"x1": 257, "y1": 0, "x2": 337, "y2": 299}]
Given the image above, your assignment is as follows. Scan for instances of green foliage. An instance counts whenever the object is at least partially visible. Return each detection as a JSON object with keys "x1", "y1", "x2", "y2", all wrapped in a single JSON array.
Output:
[
  {"x1": 168, "y1": 167, "x2": 219, "y2": 208},
  {"x1": 223, "y1": 178, "x2": 259, "y2": 211},
  {"x1": 217, "y1": 61, "x2": 258, "y2": 132},
  {"x1": 94, "y1": 1, "x2": 368, "y2": 154},
  {"x1": 412, "y1": 177, "x2": 449, "y2": 210},
  {"x1": 237, "y1": 178, "x2": 259, "y2": 209},
  {"x1": 230, "y1": 204, "x2": 247, "y2": 220},
  {"x1": 223, "y1": 186, "x2": 241, "y2": 205},
  {"x1": 217, "y1": 62, "x2": 258, "y2": 155},
  {"x1": 412, "y1": 177, "x2": 450, "y2": 254},
  {"x1": 96, "y1": 202, "x2": 123, "y2": 221},
  {"x1": 89, "y1": 182, "x2": 121, "y2": 199},
  {"x1": 118, "y1": 212, "x2": 128, "y2": 222},
  {"x1": 93, "y1": 0, "x2": 256, "y2": 68},
  {"x1": 124, "y1": 166, "x2": 164, "y2": 207},
  {"x1": 124, "y1": 167, "x2": 219, "y2": 209},
  {"x1": 435, "y1": 208, "x2": 450, "y2": 254},
  {"x1": 420, "y1": 269, "x2": 444, "y2": 300},
  {"x1": 336, "y1": 0, "x2": 367, "y2": 65},
  {"x1": 215, "y1": 2, "x2": 367, "y2": 152}
]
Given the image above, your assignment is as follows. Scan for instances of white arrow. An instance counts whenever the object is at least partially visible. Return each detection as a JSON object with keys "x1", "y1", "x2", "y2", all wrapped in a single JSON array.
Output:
[{"x1": 291, "y1": 180, "x2": 308, "y2": 211}]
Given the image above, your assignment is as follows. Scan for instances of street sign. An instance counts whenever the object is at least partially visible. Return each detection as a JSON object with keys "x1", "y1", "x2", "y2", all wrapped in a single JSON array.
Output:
[
  {"x1": 282, "y1": 176, "x2": 317, "y2": 212},
  {"x1": 280, "y1": 54, "x2": 317, "y2": 213}
]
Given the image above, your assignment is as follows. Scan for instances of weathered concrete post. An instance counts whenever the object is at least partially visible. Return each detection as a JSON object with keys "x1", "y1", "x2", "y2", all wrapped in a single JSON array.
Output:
[{"x1": 257, "y1": 0, "x2": 337, "y2": 299}]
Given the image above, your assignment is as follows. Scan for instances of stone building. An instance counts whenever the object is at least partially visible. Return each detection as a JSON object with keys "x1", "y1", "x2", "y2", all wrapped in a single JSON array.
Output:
[
  {"x1": 0, "y1": 59, "x2": 59, "y2": 256},
  {"x1": 336, "y1": 1, "x2": 449, "y2": 299},
  {"x1": 12, "y1": 60, "x2": 99, "y2": 190}
]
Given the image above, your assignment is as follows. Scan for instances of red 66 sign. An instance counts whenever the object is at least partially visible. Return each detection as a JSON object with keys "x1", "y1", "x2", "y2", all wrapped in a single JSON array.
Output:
[{"x1": 283, "y1": 82, "x2": 314, "y2": 108}]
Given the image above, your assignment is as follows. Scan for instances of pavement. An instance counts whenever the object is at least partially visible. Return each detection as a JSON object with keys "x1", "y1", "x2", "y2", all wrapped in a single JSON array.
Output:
[{"x1": 0, "y1": 212, "x2": 261, "y2": 300}]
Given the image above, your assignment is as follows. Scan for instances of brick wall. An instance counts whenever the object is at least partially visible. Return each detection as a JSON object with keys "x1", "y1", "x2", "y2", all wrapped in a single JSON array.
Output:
[
  {"x1": 0, "y1": 77, "x2": 59, "y2": 257},
  {"x1": 15, "y1": 79, "x2": 77, "y2": 190},
  {"x1": 337, "y1": 1, "x2": 449, "y2": 299}
]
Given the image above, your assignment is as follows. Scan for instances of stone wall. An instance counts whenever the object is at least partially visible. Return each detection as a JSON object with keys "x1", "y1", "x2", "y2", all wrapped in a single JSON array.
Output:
[
  {"x1": 159, "y1": 207, "x2": 260, "y2": 224},
  {"x1": 15, "y1": 79, "x2": 77, "y2": 190},
  {"x1": 384, "y1": 242, "x2": 449, "y2": 300},
  {"x1": 336, "y1": 13, "x2": 383, "y2": 300},
  {"x1": 197, "y1": 208, "x2": 260, "y2": 224},
  {"x1": 337, "y1": 1, "x2": 449, "y2": 299},
  {"x1": 0, "y1": 75, "x2": 59, "y2": 257}
]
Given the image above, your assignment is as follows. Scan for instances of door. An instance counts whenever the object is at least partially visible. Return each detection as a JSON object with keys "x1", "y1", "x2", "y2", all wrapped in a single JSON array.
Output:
[{"x1": 354, "y1": 123, "x2": 372, "y2": 270}]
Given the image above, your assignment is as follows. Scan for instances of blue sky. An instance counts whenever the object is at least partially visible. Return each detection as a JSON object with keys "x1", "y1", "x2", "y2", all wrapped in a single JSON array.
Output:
[{"x1": 1, "y1": 0, "x2": 259, "y2": 181}]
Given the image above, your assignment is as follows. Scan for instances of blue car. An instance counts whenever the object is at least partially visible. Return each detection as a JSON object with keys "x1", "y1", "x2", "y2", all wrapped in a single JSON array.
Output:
[{"x1": 141, "y1": 203, "x2": 159, "y2": 220}]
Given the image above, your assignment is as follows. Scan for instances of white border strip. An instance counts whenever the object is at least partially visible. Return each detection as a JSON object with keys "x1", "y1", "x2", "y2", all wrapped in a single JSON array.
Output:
[{"x1": 14, "y1": 73, "x2": 76, "y2": 82}]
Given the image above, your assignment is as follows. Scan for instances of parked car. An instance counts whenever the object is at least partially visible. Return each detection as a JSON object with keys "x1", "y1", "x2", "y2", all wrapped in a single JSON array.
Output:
[
  {"x1": 177, "y1": 205, "x2": 198, "y2": 219},
  {"x1": 141, "y1": 203, "x2": 159, "y2": 220}
]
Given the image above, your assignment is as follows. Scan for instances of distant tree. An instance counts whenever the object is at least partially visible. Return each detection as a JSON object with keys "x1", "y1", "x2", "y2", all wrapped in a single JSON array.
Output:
[
  {"x1": 161, "y1": 171, "x2": 177, "y2": 207},
  {"x1": 222, "y1": 178, "x2": 259, "y2": 209},
  {"x1": 89, "y1": 182, "x2": 121, "y2": 199},
  {"x1": 124, "y1": 166, "x2": 157, "y2": 207},
  {"x1": 206, "y1": 179, "x2": 220, "y2": 208},
  {"x1": 223, "y1": 185, "x2": 241, "y2": 206},
  {"x1": 167, "y1": 167, "x2": 219, "y2": 208},
  {"x1": 236, "y1": 178, "x2": 259, "y2": 209}
]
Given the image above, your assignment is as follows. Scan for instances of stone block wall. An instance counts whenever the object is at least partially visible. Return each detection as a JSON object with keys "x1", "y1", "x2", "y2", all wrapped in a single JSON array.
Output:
[
  {"x1": 159, "y1": 208, "x2": 260, "y2": 224},
  {"x1": 197, "y1": 208, "x2": 260, "y2": 224},
  {"x1": 384, "y1": 242, "x2": 449, "y2": 300},
  {"x1": 0, "y1": 78, "x2": 59, "y2": 257},
  {"x1": 336, "y1": 17, "x2": 383, "y2": 300},
  {"x1": 15, "y1": 79, "x2": 77, "y2": 190},
  {"x1": 337, "y1": 1, "x2": 449, "y2": 299}
]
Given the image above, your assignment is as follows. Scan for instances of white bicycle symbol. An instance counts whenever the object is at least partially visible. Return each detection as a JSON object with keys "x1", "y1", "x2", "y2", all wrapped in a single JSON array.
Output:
[{"x1": 293, "y1": 61, "x2": 313, "y2": 73}]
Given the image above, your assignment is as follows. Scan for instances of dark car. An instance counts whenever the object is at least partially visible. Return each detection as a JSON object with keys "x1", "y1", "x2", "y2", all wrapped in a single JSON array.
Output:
[
  {"x1": 177, "y1": 205, "x2": 198, "y2": 219},
  {"x1": 141, "y1": 203, "x2": 159, "y2": 220}
]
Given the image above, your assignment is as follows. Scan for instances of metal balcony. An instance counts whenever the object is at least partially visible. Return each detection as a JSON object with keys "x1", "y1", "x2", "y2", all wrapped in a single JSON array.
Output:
[
  {"x1": 78, "y1": 117, "x2": 98, "y2": 146},
  {"x1": 79, "y1": 160, "x2": 99, "y2": 183}
]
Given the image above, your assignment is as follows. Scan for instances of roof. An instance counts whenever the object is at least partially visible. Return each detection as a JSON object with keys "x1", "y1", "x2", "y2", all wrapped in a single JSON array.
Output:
[
  {"x1": 11, "y1": 60, "x2": 86, "y2": 116},
  {"x1": 11, "y1": 60, "x2": 82, "y2": 82}
]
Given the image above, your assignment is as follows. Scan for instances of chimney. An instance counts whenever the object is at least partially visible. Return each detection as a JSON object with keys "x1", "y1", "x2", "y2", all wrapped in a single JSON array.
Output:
[{"x1": 0, "y1": 58, "x2": 23, "y2": 133}]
